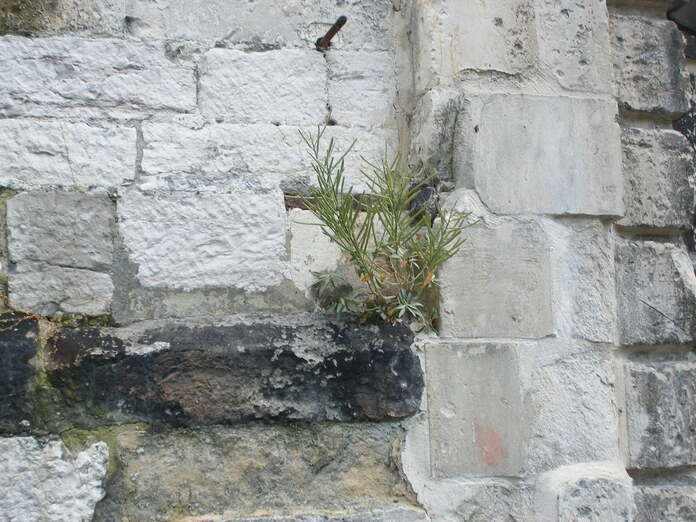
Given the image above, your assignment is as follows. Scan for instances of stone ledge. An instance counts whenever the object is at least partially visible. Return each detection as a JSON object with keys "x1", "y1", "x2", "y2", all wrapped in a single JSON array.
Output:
[{"x1": 46, "y1": 317, "x2": 423, "y2": 427}]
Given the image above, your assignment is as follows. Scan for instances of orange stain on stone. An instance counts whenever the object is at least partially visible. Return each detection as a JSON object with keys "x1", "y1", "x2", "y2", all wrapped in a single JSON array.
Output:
[{"x1": 474, "y1": 422, "x2": 506, "y2": 468}]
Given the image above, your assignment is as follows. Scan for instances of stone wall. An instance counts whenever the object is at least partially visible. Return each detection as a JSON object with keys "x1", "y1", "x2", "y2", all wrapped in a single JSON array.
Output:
[{"x1": 0, "y1": 0, "x2": 694, "y2": 521}]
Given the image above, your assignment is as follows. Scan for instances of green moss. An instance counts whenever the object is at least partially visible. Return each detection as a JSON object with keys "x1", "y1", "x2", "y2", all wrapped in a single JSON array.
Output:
[{"x1": 0, "y1": 0, "x2": 55, "y2": 35}]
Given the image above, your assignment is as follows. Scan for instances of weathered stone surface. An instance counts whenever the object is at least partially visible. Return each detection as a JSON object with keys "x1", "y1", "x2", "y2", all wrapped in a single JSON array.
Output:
[
  {"x1": 0, "y1": 312, "x2": 37, "y2": 432},
  {"x1": 289, "y1": 209, "x2": 340, "y2": 295},
  {"x1": 625, "y1": 360, "x2": 696, "y2": 469},
  {"x1": 220, "y1": 508, "x2": 429, "y2": 522},
  {"x1": 0, "y1": 35, "x2": 195, "y2": 113},
  {"x1": 118, "y1": 189, "x2": 287, "y2": 291},
  {"x1": 0, "y1": 119, "x2": 135, "y2": 189},
  {"x1": 47, "y1": 318, "x2": 423, "y2": 426},
  {"x1": 199, "y1": 49, "x2": 327, "y2": 125},
  {"x1": 327, "y1": 51, "x2": 396, "y2": 128},
  {"x1": 10, "y1": 262, "x2": 114, "y2": 316},
  {"x1": 413, "y1": 0, "x2": 535, "y2": 91},
  {"x1": 440, "y1": 208, "x2": 553, "y2": 339},
  {"x1": 615, "y1": 240, "x2": 696, "y2": 345},
  {"x1": 610, "y1": 14, "x2": 689, "y2": 117},
  {"x1": 0, "y1": 436, "x2": 108, "y2": 522},
  {"x1": 674, "y1": 71, "x2": 696, "y2": 149},
  {"x1": 535, "y1": 0, "x2": 613, "y2": 93},
  {"x1": 88, "y1": 423, "x2": 417, "y2": 521},
  {"x1": 547, "y1": 218, "x2": 616, "y2": 343},
  {"x1": 8, "y1": 192, "x2": 115, "y2": 271},
  {"x1": 140, "y1": 122, "x2": 396, "y2": 192},
  {"x1": 536, "y1": 463, "x2": 633, "y2": 522},
  {"x1": 425, "y1": 341, "x2": 620, "y2": 478},
  {"x1": 125, "y1": 0, "x2": 394, "y2": 50},
  {"x1": 0, "y1": 0, "x2": 125, "y2": 36},
  {"x1": 619, "y1": 128, "x2": 694, "y2": 229},
  {"x1": 634, "y1": 485, "x2": 696, "y2": 522},
  {"x1": 453, "y1": 94, "x2": 623, "y2": 215}
]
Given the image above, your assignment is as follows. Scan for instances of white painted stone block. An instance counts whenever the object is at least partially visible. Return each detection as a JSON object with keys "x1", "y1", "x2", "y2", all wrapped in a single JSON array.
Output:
[
  {"x1": 0, "y1": 36, "x2": 196, "y2": 112},
  {"x1": 199, "y1": 49, "x2": 327, "y2": 125},
  {"x1": 118, "y1": 189, "x2": 288, "y2": 291},
  {"x1": 7, "y1": 192, "x2": 115, "y2": 271},
  {"x1": 610, "y1": 14, "x2": 689, "y2": 117},
  {"x1": 619, "y1": 128, "x2": 694, "y2": 229},
  {"x1": 615, "y1": 240, "x2": 696, "y2": 345},
  {"x1": 413, "y1": 0, "x2": 535, "y2": 91},
  {"x1": 0, "y1": 119, "x2": 135, "y2": 190},
  {"x1": 0, "y1": 437, "x2": 108, "y2": 522},
  {"x1": 288, "y1": 210, "x2": 340, "y2": 295},
  {"x1": 634, "y1": 485, "x2": 696, "y2": 522},
  {"x1": 453, "y1": 94, "x2": 623, "y2": 215},
  {"x1": 125, "y1": 0, "x2": 394, "y2": 51},
  {"x1": 327, "y1": 51, "x2": 396, "y2": 128}
]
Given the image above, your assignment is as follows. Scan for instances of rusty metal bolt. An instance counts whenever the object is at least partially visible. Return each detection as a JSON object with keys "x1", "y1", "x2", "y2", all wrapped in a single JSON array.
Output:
[{"x1": 316, "y1": 16, "x2": 347, "y2": 50}]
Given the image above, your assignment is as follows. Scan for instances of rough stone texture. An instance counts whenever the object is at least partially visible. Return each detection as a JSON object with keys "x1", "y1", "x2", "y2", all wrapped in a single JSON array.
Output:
[
  {"x1": 289, "y1": 209, "x2": 340, "y2": 295},
  {"x1": 125, "y1": 0, "x2": 394, "y2": 50},
  {"x1": 327, "y1": 51, "x2": 396, "y2": 128},
  {"x1": 10, "y1": 262, "x2": 114, "y2": 316},
  {"x1": 425, "y1": 341, "x2": 620, "y2": 478},
  {"x1": 440, "y1": 207, "x2": 553, "y2": 339},
  {"x1": 610, "y1": 14, "x2": 689, "y2": 117},
  {"x1": 8, "y1": 192, "x2": 115, "y2": 271},
  {"x1": 412, "y1": 0, "x2": 535, "y2": 91},
  {"x1": 0, "y1": 312, "x2": 37, "y2": 432},
  {"x1": 674, "y1": 71, "x2": 696, "y2": 149},
  {"x1": 618, "y1": 127, "x2": 694, "y2": 229},
  {"x1": 625, "y1": 360, "x2": 696, "y2": 470},
  {"x1": 547, "y1": 218, "x2": 616, "y2": 343},
  {"x1": 214, "y1": 508, "x2": 430, "y2": 522},
  {"x1": 634, "y1": 485, "x2": 696, "y2": 522},
  {"x1": 0, "y1": 0, "x2": 125, "y2": 36},
  {"x1": 6, "y1": 192, "x2": 115, "y2": 316},
  {"x1": 535, "y1": 0, "x2": 613, "y2": 93},
  {"x1": 199, "y1": 49, "x2": 327, "y2": 125},
  {"x1": 140, "y1": 122, "x2": 396, "y2": 192},
  {"x1": 0, "y1": 119, "x2": 135, "y2": 190},
  {"x1": 89, "y1": 423, "x2": 416, "y2": 521},
  {"x1": 615, "y1": 240, "x2": 696, "y2": 346},
  {"x1": 0, "y1": 436, "x2": 108, "y2": 522},
  {"x1": 536, "y1": 463, "x2": 633, "y2": 522},
  {"x1": 0, "y1": 35, "x2": 196, "y2": 113},
  {"x1": 452, "y1": 94, "x2": 623, "y2": 215},
  {"x1": 47, "y1": 318, "x2": 423, "y2": 426},
  {"x1": 118, "y1": 189, "x2": 288, "y2": 291}
]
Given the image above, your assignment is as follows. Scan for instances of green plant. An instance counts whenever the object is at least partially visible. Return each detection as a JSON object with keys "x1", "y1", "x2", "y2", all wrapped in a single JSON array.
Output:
[{"x1": 300, "y1": 127, "x2": 469, "y2": 331}]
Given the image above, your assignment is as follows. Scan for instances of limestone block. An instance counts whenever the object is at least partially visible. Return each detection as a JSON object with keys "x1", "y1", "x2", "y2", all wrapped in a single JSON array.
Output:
[
  {"x1": 0, "y1": 119, "x2": 135, "y2": 190},
  {"x1": 440, "y1": 214, "x2": 554, "y2": 339},
  {"x1": 199, "y1": 49, "x2": 327, "y2": 125},
  {"x1": 535, "y1": 0, "x2": 613, "y2": 93},
  {"x1": 625, "y1": 361, "x2": 696, "y2": 469},
  {"x1": 289, "y1": 209, "x2": 340, "y2": 295},
  {"x1": 425, "y1": 340, "x2": 620, "y2": 478},
  {"x1": 118, "y1": 189, "x2": 288, "y2": 291},
  {"x1": 8, "y1": 192, "x2": 115, "y2": 271},
  {"x1": 0, "y1": 0, "x2": 125, "y2": 36},
  {"x1": 615, "y1": 240, "x2": 696, "y2": 345},
  {"x1": 47, "y1": 319, "x2": 422, "y2": 425},
  {"x1": 619, "y1": 128, "x2": 694, "y2": 229},
  {"x1": 92, "y1": 423, "x2": 415, "y2": 520},
  {"x1": 453, "y1": 94, "x2": 623, "y2": 215},
  {"x1": 634, "y1": 485, "x2": 696, "y2": 522},
  {"x1": 9, "y1": 262, "x2": 114, "y2": 316},
  {"x1": 125, "y1": 0, "x2": 394, "y2": 50},
  {"x1": 327, "y1": 51, "x2": 396, "y2": 128},
  {"x1": 413, "y1": 0, "x2": 535, "y2": 91},
  {"x1": 0, "y1": 312, "x2": 38, "y2": 431},
  {"x1": 536, "y1": 463, "x2": 633, "y2": 522},
  {"x1": 0, "y1": 36, "x2": 196, "y2": 112},
  {"x1": 610, "y1": 15, "x2": 689, "y2": 117},
  {"x1": 547, "y1": 218, "x2": 616, "y2": 343},
  {"x1": 140, "y1": 122, "x2": 397, "y2": 192},
  {"x1": 0, "y1": 436, "x2": 108, "y2": 522}
]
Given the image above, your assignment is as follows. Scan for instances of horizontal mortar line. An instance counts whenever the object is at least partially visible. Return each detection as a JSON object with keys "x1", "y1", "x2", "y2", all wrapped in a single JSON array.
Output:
[
  {"x1": 628, "y1": 464, "x2": 696, "y2": 483},
  {"x1": 613, "y1": 225, "x2": 688, "y2": 240}
]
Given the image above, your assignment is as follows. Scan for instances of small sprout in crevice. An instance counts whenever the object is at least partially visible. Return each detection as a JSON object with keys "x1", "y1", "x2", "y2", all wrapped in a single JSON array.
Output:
[{"x1": 299, "y1": 127, "x2": 470, "y2": 332}]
